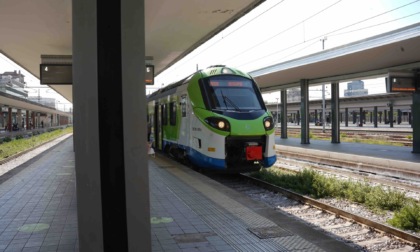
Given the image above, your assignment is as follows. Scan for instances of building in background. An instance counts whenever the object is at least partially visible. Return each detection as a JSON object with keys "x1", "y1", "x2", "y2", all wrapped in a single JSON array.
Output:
[
  {"x1": 0, "y1": 70, "x2": 28, "y2": 98},
  {"x1": 287, "y1": 87, "x2": 300, "y2": 102},
  {"x1": 344, "y1": 80, "x2": 368, "y2": 97}
]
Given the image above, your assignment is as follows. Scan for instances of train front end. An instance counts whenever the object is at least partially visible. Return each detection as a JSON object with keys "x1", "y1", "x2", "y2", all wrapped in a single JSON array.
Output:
[{"x1": 188, "y1": 66, "x2": 276, "y2": 172}]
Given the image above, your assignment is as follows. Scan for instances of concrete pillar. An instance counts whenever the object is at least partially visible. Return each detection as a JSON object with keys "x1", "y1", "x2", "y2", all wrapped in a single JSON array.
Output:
[
  {"x1": 300, "y1": 79, "x2": 310, "y2": 144},
  {"x1": 0, "y1": 105, "x2": 3, "y2": 129},
  {"x1": 345, "y1": 108, "x2": 348, "y2": 127},
  {"x1": 31, "y1": 112, "x2": 35, "y2": 130},
  {"x1": 37, "y1": 112, "x2": 41, "y2": 128},
  {"x1": 26, "y1": 111, "x2": 30, "y2": 130},
  {"x1": 7, "y1": 107, "x2": 12, "y2": 132},
  {"x1": 280, "y1": 90, "x2": 287, "y2": 139},
  {"x1": 17, "y1": 109, "x2": 22, "y2": 130},
  {"x1": 389, "y1": 106, "x2": 394, "y2": 128},
  {"x1": 73, "y1": 0, "x2": 150, "y2": 250},
  {"x1": 359, "y1": 107, "x2": 363, "y2": 127},
  {"x1": 413, "y1": 92, "x2": 420, "y2": 153},
  {"x1": 409, "y1": 105, "x2": 412, "y2": 126},
  {"x1": 373, "y1": 106, "x2": 378, "y2": 128},
  {"x1": 397, "y1": 109, "x2": 402, "y2": 124},
  {"x1": 331, "y1": 82, "x2": 340, "y2": 143},
  {"x1": 384, "y1": 110, "x2": 388, "y2": 124}
]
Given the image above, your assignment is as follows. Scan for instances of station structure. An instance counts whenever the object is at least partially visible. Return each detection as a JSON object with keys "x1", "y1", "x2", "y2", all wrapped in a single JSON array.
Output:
[
  {"x1": 0, "y1": 1, "x2": 419, "y2": 251},
  {"x1": 265, "y1": 92, "x2": 413, "y2": 128},
  {"x1": 0, "y1": 71, "x2": 72, "y2": 133},
  {"x1": 250, "y1": 23, "x2": 420, "y2": 152}
]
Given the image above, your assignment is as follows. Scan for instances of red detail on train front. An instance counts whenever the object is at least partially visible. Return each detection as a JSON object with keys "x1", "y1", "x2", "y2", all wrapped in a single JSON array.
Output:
[{"x1": 246, "y1": 146, "x2": 262, "y2": 160}]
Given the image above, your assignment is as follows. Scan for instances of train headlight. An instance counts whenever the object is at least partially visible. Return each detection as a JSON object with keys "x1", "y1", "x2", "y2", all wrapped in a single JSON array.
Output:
[
  {"x1": 218, "y1": 121, "x2": 225, "y2": 129},
  {"x1": 263, "y1": 116, "x2": 274, "y2": 130},
  {"x1": 205, "y1": 117, "x2": 230, "y2": 132}
]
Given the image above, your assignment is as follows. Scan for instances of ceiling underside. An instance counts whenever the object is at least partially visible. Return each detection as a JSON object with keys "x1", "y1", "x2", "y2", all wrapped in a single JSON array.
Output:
[
  {"x1": 0, "y1": 0, "x2": 264, "y2": 104},
  {"x1": 251, "y1": 23, "x2": 420, "y2": 91}
]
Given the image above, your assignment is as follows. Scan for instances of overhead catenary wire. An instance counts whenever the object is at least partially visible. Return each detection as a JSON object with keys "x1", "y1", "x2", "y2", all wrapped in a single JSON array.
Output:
[{"x1": 327, "y1": 10, "x2": 420, "y2": 38}]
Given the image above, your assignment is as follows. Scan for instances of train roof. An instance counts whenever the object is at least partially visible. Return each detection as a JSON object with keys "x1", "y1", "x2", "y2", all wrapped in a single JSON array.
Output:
[
  {"x1": 147, "y1": 65, "x2": 252, "y2": 101},
  {"x1": 147, "y1": 73, "x2": 194, "y2": 100}
]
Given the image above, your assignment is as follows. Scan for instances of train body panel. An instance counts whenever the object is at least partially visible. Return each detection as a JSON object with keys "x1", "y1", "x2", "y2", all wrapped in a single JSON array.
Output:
[
  {"x1": 188, "y1": 112, "x2": 226, "y2": 169},
  {"x1": 178, "y1": 90, "x2": 190, "y2": 150},
  {"x1": 147, "y1": 65, "x2": 276, "y2": 172}
]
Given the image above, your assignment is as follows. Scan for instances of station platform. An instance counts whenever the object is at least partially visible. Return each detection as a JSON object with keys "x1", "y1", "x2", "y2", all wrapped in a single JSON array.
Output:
[
  {"x1": 150, "y1": 155, "x2": 357, "y2": 252},
  {"x1": 0, "y1": 136, "x2": 360, "y2": 251},
  {"x1": 275, "y1": 137, "x2": 420, "y2": 178}
]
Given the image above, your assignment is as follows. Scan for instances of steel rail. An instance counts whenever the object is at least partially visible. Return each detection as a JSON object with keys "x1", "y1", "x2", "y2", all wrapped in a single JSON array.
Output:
[{"x1": 240, "y1": 173, "x2": 420, "y2": 245}]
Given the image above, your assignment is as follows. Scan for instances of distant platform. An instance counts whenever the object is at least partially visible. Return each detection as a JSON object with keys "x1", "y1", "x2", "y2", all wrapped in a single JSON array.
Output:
[
  {"x1": 285, "y1": 123, "x2": 413, "y2": 132},
  {"x1": 275, "y1": 137, "x2": 420, "y2": 183}
]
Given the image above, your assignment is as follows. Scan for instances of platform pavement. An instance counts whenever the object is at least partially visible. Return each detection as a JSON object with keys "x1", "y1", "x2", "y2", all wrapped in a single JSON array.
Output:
[
  {"x1": 0, "y1": 136, "x2": 361, "y2": 251},
  {"x1": 0, "y1": 136, "x2": 78, "y2": 251}
]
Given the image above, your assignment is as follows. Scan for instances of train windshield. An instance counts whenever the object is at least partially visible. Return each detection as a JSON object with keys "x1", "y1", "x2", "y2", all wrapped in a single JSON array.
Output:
[{"x1": 202, "y1": 75, "x2": 265, "y2": 112}]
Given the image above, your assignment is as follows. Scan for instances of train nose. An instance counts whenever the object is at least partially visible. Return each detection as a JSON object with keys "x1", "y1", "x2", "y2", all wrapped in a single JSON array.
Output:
[{"x1": 239, "y1": 123, "x2": 266, "y2": 135}]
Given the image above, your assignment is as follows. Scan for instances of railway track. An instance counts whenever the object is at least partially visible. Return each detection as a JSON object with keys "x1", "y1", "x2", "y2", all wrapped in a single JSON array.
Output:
[
  {"x1": 206, "y1": 172, "x2": 420, "y2": 252},
  {"x1": 278, "y1": 127, "x2": 413, "y2": 146},
  {"x1": 275, "y1": 149, "x2": 420, "y2": 191}
]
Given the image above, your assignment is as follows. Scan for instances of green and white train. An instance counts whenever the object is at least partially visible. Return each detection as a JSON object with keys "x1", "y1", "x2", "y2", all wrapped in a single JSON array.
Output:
[{"x1": 147, "y1": 65, "x2": 276, "y2": 172}]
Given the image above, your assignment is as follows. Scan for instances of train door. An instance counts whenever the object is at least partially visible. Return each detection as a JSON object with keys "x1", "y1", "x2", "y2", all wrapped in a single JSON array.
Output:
[{"x1": 178, "y1": 94, "x2": 190, "y2": 148}]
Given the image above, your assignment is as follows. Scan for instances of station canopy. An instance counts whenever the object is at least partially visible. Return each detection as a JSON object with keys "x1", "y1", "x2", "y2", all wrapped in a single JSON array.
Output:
[{"x1": 0, "y1": 0, "x2": 264, "y2": 103}]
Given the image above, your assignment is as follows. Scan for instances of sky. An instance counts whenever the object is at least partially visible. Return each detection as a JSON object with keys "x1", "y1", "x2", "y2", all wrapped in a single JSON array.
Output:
[{"x1": 150, "y1": 0, "x2": 420, "y2": 102}]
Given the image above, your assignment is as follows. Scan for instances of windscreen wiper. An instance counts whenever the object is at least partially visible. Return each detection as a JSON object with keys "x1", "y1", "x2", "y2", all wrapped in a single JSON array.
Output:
[{"x1": 221, "y1": 91, "x2": 240, "y2": 111}]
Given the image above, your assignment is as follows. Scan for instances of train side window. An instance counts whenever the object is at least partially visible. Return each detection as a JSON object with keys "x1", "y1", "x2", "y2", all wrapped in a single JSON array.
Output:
[
  {"x1": 181, "y1": 95, "x2": 187, "y2": 117},
  {"x1": 162, "y1": 104, "x2": 167, "y2": 125},
  {"x1": 169, "y1": 102, "x2": 176, "y2": 125}
]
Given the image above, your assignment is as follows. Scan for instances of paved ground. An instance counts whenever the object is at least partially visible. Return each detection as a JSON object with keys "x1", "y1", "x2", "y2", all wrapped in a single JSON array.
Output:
[{"x1": 0, "y1": 136, "x2": 78, "y2": 252}]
